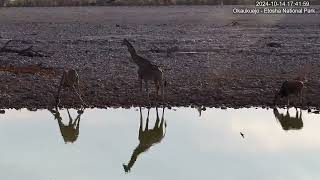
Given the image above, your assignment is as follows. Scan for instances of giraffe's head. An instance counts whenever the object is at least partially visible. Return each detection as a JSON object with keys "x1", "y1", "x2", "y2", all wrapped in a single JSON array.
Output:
[
  {"x1": 121, "y1": 38, "x2": 130, "y2": 46},
  {"x1": 123, "y1": 164, "x2": 130, "y2": 173},
  {"x1": 50, "y1": 107, "x2": 62, "y2": 121}
]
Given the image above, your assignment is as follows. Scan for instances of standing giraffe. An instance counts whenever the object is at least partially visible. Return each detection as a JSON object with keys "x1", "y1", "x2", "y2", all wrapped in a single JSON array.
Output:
[
  {"x1": 122, "y1": 39, "x2": 166, "y2": 99},
  {"x1": 123, "y1": 106, "x2": 166, "y2": 173}
]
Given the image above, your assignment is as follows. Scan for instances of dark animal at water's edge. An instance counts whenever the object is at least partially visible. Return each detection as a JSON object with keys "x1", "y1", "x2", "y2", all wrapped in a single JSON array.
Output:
[
  {"x1": 273, "y1": 107, "x2": 303, "y2": 131},
  {"x1": 273, "y1": 80, "x2": 304, "y2": 107},
  {"x1": 122, "y1": 39, "x2": 166, "y2": 99},
  {"x1": 123, "y1": 107, "x2": 166, "y2": 173}
]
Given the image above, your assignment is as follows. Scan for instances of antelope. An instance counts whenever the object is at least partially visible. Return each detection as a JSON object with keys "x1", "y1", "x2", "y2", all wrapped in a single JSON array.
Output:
[
  {"x1": 56, "y1": 69, "x2": 86, "y2": 107},
  {"x1": 122, "y1": 39, "x2": 166, "y2": 99},
  {"x1": 273, "y1": 107, "x2": 303, "y2": 131},
  {"x1": 123, "y1": 106, "x2": 166, "y2": 173},
  {"x1": 49, "y1": 106, "x2": 84, "y2": 143},
  {"x1": 273, "y1": 80, "x2": 304, "y2": 107}
]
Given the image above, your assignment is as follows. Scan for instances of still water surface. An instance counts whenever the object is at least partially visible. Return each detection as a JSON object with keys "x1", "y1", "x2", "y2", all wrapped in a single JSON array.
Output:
[{"x1": 0, "y1": 107, "x2": 319, "y2": 180}]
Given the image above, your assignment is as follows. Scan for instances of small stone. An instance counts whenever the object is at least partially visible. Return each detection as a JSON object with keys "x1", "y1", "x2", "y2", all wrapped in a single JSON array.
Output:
[
  {"x1": 313, "y1": 110, "x2": 320, "y2": 114},
  {"x1": 266, "y1": 42, "x2": 282, "y2": 48},
  {"x1": 77, "y1": 110, "x2": 84, "y2": 114},
  {"x1": 221, "y1": 106, "x2": 227, "y2": 110}
]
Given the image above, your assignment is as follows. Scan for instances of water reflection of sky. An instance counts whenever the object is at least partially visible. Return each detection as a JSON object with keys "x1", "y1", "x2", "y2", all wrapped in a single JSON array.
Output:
[{"x1": 0, "y1": 107, "x2": 319, "y2": 180}]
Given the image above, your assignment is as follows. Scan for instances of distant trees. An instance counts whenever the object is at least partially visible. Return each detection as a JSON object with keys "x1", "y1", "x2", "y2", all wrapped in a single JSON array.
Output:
[
  {"x1": 7, "y1": 0, "x2": 98, "y2": 6},
  {"x1": 4, "y1": 0, "x2": 320, "y2": 7}
]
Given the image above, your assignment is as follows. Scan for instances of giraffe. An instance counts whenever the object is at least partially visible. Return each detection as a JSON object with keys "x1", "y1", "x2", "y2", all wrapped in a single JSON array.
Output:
[
  {"x1": 56, "y1": 69, "x2": 87, "y2": 107},
  {"x1": 123, "y1": 106, "x2": 166, "y2": 173},
  {"x1": 49, "y1": 106, "x2": 84, "y2": 143},
  {"x1": 122, "y1": 39, "x2": 166, "y2": 100}
]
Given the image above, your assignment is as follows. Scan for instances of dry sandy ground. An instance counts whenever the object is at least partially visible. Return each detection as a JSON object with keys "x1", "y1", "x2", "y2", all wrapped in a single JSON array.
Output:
[{"x1": 0, "y1": 6, "x2": 319, "y2": 109}]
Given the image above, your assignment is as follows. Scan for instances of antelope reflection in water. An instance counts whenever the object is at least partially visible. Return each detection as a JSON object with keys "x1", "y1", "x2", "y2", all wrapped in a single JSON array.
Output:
[
  {"x1": 49, "y1": 106, "x2": 84, "y2": 143},
  {"x1": 123, "y1": 106, "x2": 166, "y2": 173},
  {"x1": 273, "y1": 107, "x2": 303, "y2": 131}
]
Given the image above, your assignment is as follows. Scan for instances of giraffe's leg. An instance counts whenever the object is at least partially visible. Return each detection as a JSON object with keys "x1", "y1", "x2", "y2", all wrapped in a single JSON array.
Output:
[
  {"x1": 56, "y1": 73, "x2": 66, "y2": 107},
  {"x1": 153, "y1": 81, "x2": 160, "y2": 102},
  {"x1": 299, "y1": 89, "x2": 304, "y2": 107},
  {"x1": 161, "y1": 107, "x2": 166, "y2": 128},
  {"x1": 155, "y1": 81, "x2": 160, "y2": 96},
  {"x1": 145, "y1": 80, "x2": 149, "y2": 94},
  {"x1": 161, "y1": 80, "x2": 165, "y2": 103},
  {"x1": 75, "y1": 118, "x2": 81, "y2": 137},
  {"x1": 159, "y1": 107, "x2": 166, "y2": 134},
  {"x1": 66, "y1": 109, "x2": 73, "y2": 125},
  {"x1": 77, "y1": 85, "x2": 87, "y2": 106},
  {"x1": 145, "y1": 80, "x2": 150, "y2": 102},
  {"x1": 56, "y1": 84, "x2": 63, "y2": 107},
  {"x1": 72, "y1": 86, "x2": 86, "y2": 106},
  {"x1": 139, "y1": 107, "x2": 143, "y2": 140},
  {"x1": 139, "y1": 78, "x2": 143, "y2": 92},
  {"x1": 145, "y1": 108, "x2": 150, "y2": 131},
  {"x1": 74, "y1": 114, "x2": 81, "y2": 130},
  {"x1": 154, "y1": 107, "x2": 160, "y2": 128}
]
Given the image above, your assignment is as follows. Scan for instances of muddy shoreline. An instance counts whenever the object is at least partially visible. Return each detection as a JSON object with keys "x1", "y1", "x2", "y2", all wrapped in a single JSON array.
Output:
[{"x1": 0, "y1": 6, "x2": 320, "y2": 110}]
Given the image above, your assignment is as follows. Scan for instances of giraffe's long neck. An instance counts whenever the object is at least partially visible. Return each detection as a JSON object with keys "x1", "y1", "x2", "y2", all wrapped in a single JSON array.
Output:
[
  {"x1": 273, "y1": 108, "x2": 281, "y2": 120},
  {"x1": 125, "y1": 42, "x2": 138, "y2": 58},
  {"x1": 125, "y1": 144, "x2": 146, "y2": 172}
]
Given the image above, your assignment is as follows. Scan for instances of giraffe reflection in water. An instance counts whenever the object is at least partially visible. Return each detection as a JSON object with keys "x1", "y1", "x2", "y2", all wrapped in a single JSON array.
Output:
[
  {"x1": 49, "y1": 106, "x2": 85, "y2": 143},
  {"x1": 273, "y1": 107, "x2": 303, "y2": 131},
  {"x1": 123, "y1": 106, "x2": 166, "y2": 173}
]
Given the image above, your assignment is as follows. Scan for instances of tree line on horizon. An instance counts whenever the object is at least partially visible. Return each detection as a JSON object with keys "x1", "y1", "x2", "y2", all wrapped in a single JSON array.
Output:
[{"x1": 0, "y1": 0, "x2": 319, "y2": 7}]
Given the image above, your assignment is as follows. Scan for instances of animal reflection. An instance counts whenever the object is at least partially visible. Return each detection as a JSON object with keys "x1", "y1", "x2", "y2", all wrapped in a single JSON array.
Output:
[
  {"x1": 123, "y1": 107, "x2": 166, "y2": 173},
  {"x1": 49, "y1": 107, "x2": 84, "y2": 143},
  {"x1": 56, "y1": 69, "x2": 86, "y2": 107},
  {"x1": 195, "y1": 106, "x2": 206, "y2": 117},
  {"x1": 273, "y1": 107, "x2": 303, "y2": 131}
]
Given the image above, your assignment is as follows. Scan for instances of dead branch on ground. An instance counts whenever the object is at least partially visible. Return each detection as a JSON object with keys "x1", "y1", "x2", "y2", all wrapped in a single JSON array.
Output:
[{"x1": 0, "y1": 40, "x2": 48, "y2": 57}]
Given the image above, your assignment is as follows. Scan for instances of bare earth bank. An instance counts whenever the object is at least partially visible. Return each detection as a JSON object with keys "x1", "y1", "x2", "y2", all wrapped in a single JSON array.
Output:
[{"x1": 0, "y1": 6, "x2": 320, "y2": 109}]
